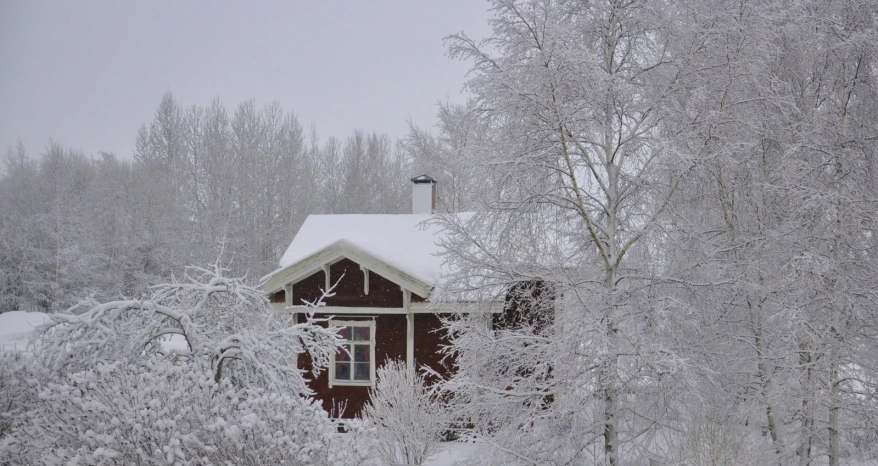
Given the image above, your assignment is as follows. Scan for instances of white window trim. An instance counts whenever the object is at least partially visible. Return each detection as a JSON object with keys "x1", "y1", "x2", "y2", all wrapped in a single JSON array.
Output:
[{"x1": 328, "y1": 319, "x2": 376, "y2": 388}]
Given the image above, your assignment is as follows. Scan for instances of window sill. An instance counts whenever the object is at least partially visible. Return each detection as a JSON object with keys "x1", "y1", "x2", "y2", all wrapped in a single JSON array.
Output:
[{"x1": 330, "y1": 380, "x2": 374, "y2": 388}]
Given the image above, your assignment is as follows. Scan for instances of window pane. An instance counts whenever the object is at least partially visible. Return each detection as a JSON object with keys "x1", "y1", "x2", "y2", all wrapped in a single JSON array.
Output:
[
  {"x1": 337, "y1": 326, "x2": 351, "y2": 339},
  {"x1": 335, "y1": 362, "x2": 351, "y2": 380},
  {"x1": 354, "y1": 344, "x2": 369, "y2": 362},
  {"x1": 336, "y1": 344, "x2": 350, "y2": 362},
  {"x1": 354, "y1": 362, "x2": 370, "y2": 381},
  {"x1": 353, "y1": 326, "x2": 370, "y2": 341}
]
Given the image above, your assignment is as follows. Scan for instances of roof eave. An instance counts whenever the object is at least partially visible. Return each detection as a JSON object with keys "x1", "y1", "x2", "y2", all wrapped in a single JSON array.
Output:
[{"x1": 261, "y1": 242, "x2": 433, "y2": 299}]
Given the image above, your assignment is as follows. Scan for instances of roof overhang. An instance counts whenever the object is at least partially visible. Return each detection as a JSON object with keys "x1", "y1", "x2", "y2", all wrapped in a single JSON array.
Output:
[
  {"x1": 270, "y1": 302, "x2": 506, "y2": 314},
  {"x1": 260, "y1": 241, "x2": 433, "y2": 298}
]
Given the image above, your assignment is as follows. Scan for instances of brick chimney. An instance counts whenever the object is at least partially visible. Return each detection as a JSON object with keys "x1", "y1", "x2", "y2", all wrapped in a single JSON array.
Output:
[{"x1": 411, "y1": 175, "x2": 437, "y2": 214}]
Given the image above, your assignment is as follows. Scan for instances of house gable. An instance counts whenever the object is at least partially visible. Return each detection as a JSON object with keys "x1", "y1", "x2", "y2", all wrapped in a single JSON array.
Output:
[
  {"x1": 291, "y1": 258, "x2": 426, "y2": 308},
  {"x1": 261, "y1": 241, "x2": 432, "y2": 305}
]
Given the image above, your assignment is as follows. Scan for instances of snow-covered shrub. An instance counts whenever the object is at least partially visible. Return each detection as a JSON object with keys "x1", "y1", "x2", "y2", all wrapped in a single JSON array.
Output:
[
  {"x1": 1, "y1": 264, "x2": 376, "y2": 465},
  {"x1": 0, "y1": 351, "x2": 46, "y2": 439},
  {"x1": 1, "y1": 358, "x2": 374, "y2": 466},
  {"x1": 36, "y1": 263, "x2": 340, "y2": 395},
  {"x1": 361, "y1": 360, "x2": 447, "y2": 466}
]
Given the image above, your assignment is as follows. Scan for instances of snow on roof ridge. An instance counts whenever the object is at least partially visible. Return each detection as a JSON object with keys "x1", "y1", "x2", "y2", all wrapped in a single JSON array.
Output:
[{"x1": 269, "y1": 213, "x2": 465, "y2": 286}]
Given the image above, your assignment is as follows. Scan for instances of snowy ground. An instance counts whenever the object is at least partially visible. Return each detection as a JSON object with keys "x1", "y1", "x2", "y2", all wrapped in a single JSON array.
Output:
[
  {"x1": 422, "y1": 442, "x2": 478, "y2": 466},
  {"x1": 0, "y1": 310, "x2": 50, "y2": 352}
]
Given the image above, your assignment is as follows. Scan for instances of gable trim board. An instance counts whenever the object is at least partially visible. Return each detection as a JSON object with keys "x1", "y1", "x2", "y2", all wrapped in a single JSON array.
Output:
[{"x1": 261, "y1": 241, "x2": 431, "y2": 300}]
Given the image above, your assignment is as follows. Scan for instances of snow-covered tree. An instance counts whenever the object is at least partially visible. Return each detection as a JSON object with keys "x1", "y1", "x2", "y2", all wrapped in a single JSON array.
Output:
[
  {"x1": 402, "y1": 100, "x2": 487, "y2": 212},
  {"x1": 0, "y1": 264, "x2": 377, "y2": 464},
  {"x1": 430, "y1": 0, "x2": 878, "y2": 464},
  {"x1": 0, "y1": 142, "x2": 42, "y2": 311},
  {"x1": 433, "y1": 0, "x2": 713, "y2": 463},
  {"x1": 0, "y1": 93, "x2": 415, "y2": 311},
  {"x1": 36, "y1": 262, "x2": 339, "y2": 395},
  {"x1": 361, "y1": 359, "x2": 447, "y2": 466},
  {"x1": 667, "y1": 412, "x2": 769, "y2": 466},
  {"x1": 659, "y1": 1, "x2": 878, "y2": 464}
]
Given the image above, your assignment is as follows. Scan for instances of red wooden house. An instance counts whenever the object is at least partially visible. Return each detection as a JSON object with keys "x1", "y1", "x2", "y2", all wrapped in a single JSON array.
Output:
[{"x1": 260, "y1": 176, "x2": 503, "y2": 417}]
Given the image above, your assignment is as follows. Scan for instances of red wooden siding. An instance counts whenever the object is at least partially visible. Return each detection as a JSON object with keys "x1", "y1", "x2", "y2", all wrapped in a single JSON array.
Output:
[
  {"x1": 297, "y1": 312, "x2": 407, "y2": 418},
  {"x1": 285, "y1": 258, "x2": 447, "y2": 418},
  {"x1": 495, "y1": 280, "x2": 555, "y2": 335},
  {"x1": 268, "y1": 290, "x2": 285, "y2": 303},
  {"x1": 292, "y1": 258, "x2": 416, "y2": 307},
  {"x1": 413, "y1": 313, "x2": 454, "y2": 383}
]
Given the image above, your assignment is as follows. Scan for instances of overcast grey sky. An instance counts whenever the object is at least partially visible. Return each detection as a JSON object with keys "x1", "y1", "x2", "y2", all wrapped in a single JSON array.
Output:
[{"x1": 0, "y1": 1, "x2": 492, "y2": 159}]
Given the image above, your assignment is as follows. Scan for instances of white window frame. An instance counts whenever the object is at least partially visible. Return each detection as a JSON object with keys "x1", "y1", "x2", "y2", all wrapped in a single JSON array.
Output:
[{"x1": 328, "y1": 319, "x2": 376, "y2": 388}]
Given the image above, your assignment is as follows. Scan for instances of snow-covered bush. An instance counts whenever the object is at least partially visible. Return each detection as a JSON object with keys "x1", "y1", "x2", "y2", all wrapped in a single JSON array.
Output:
[
  {"x1": 0, "y1": 351, "x2": 46, "y2": 440},
  {"x1": 1, "y1": 358, "x2": 374, "y2": 465},
  {"x1": 361, "y1": 360, "x2": 447, "y2": 466},
  {"x1": 1, "y1": 264, "x2": 377, "y2": 465},
  {"x1": 36, "y1": 263, "x2": 340, "y2": 395}
]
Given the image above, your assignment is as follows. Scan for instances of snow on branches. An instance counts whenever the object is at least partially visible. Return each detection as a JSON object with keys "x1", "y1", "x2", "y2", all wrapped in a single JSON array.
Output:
[
  {"x1": 1, "y1": 263, "x2": 378, "y2": 465},
  {"x1": 35, "y1": 262, "x2": 340, "y2": 395},
  {"x1": 361, "y1": 360, "x2": 448, "y2": 466},
  {"x1": 1, "y1": 358, "x2": 373, "y2": 466}
]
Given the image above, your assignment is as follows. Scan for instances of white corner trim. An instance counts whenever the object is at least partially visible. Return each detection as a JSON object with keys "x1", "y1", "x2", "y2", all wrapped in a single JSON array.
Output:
[
  {"x1": 402, "y1": 286, "x2": 414, "y2": 374},
  {"x1": 406, "y1": 313, "x2": 414, "y2": 374}
]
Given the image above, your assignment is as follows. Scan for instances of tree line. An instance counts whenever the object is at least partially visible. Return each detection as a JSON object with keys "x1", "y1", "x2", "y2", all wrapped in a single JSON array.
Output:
[{"x1": 0, "y1": 92, "x2": 482, "y2": 312}]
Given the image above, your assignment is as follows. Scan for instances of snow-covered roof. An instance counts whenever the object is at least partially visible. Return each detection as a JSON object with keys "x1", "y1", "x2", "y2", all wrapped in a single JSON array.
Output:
[{"x1": 269, "y1": 214, "x2": 467, "y2": 288}]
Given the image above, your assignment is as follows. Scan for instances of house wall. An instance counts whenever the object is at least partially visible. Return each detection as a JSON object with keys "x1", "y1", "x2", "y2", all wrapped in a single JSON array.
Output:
[
  {"x1": 289, "y1": 274, "x2": 552, "y2": 419},
  {"x1": 293, "y1": 258, "x2": 417, "y2": 307},
  {"x1": 494, "y1": 280, "x2": 555, "y2": 334},
  {"x1": 290, "y1": 259, "x2": 439, "y2": 418},
  {"x1": 297, "y1": 313, "x2": 407, "y2": 418},
  {"x1": 413, "y1": 313, "x2": 454, "y2": 383},
  {"x1": 286, "y1": 264, "x2": 551, "y2": 419},
  {"x1": 269, "y1": 290, "x2": 285, "y2": 303}
]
